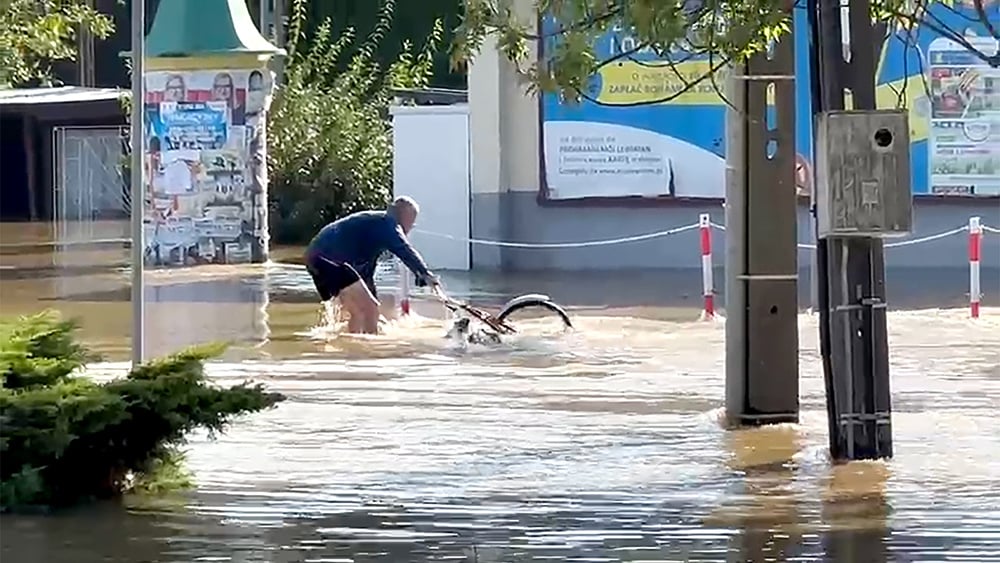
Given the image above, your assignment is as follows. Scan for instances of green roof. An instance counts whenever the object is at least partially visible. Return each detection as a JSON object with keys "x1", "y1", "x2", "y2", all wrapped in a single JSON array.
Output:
[{"x1": 143, "y1": 0, "x2": 285, "y2": 58}]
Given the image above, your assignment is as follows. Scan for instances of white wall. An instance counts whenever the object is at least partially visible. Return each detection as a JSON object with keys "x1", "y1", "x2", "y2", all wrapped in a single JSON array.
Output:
[{"x1": 390, "y1": 104, "x2": 471, "y2": 271}]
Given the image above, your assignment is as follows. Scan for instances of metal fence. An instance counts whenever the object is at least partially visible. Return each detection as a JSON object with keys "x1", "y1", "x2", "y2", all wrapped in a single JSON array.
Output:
[
  {"x1": 50, "y1": 126, "x2": 130, "y2": 280},
  {"x1": 51, "y1": 125, "x2": 130, "y2": 245}
]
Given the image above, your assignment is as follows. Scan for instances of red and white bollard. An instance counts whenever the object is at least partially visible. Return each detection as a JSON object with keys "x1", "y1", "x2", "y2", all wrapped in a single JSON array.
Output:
[
  {"x1": 699, "y1": 213, "x2": 715, "y2": 319},
  {"x1": 969, "y1": 216, "x2": 982, "y2": 319},
  {"x1": 398, "y1": 259, "x2": 411, "y2": 316}
]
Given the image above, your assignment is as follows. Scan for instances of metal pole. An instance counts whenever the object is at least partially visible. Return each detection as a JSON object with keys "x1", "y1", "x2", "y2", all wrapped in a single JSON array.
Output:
[
  {"x1": 130, "y1": 0, "x2": 145, "y2": 367},
  {"x1": 810, "y1": 0, "x2": 893, "y2": 460},
  {"x1": 273, "y1": 0, "x2": 287, "y2": 85},
  {"x1": 259, "y1": 0, "x2": 269, "y2": 35},
  {"x1": 274, "y1": 0, "x2": 286, "y2": 46}
]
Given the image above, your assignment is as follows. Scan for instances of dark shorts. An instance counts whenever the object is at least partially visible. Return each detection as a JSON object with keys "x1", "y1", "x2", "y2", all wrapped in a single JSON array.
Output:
[{"x1": 305, "y1": 255, "x2": 362, "y2": 302}]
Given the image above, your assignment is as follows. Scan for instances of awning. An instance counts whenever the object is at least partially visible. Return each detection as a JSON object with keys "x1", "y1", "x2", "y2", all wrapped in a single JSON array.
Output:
[{"x1": 0, "y1": 86, "x2": 124, "y2": 107}]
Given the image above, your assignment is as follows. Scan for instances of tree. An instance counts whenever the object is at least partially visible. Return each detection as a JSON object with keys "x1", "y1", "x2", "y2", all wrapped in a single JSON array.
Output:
[
  {"x1": 267, "y1": 0, "x2": 440, "y2": 244},
  {"x1": 0, "y1": 0, "x2": 115, "y2": 88},
  {"x1": 451, "y1": 0, "x2": 1000, "y2": 103}
]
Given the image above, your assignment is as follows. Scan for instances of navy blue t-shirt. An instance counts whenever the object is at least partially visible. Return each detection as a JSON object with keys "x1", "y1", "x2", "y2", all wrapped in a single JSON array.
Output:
[{"x1": 305, "y1": 210, "x2": 433, "y2": 289}]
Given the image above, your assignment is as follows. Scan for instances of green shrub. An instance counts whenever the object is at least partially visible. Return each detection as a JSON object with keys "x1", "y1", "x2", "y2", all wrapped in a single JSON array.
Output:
[
  {"x1": 266, "y1": 0, "x2": 441, "y2": 245},
  {"x1": 0, "y1": 311, "x2": 285, "y2": 512}
]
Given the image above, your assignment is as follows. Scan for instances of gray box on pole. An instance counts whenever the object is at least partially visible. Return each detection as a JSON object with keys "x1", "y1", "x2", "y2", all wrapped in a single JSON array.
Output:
[{"x1": 815, "y1": 110, "x2": 913, "y2": 239}]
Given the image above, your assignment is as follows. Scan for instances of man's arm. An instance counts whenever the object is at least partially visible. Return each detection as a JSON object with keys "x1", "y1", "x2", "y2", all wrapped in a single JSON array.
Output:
[{"x1": 383, "y1": 224, "x2": 435, "y2": 286}]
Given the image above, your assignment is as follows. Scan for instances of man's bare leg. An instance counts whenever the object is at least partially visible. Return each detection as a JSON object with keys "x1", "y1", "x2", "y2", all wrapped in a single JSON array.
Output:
[
  {"x1": 340, "y1": 280, "x2": 380, "y2": 334},
  {"x1": 379, "y1": 294, "x2": 399, "y2": 322},
  {"x1": 345, "y1": 305, "x2": 365, "y2": 334}
]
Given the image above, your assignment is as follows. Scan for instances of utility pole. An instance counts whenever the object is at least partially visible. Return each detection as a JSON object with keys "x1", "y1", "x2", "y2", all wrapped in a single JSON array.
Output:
[
  {"x1": 724, "y1": 11, "x2": 801, "y2": 427},
  {"x1": 809, "y1": 0, "x2": 907, "y2": 460}
]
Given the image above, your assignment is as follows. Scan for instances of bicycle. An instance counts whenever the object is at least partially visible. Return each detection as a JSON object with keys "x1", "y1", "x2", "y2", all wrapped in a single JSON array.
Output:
[{"x1": 432, "y1": 287, "x2": 574, "y2": 343}]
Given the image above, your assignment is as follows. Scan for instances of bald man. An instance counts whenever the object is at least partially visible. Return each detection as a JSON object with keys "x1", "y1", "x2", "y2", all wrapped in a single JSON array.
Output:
[{"x1": 304, "y1": 196, "x2": 440, "y2": 334}]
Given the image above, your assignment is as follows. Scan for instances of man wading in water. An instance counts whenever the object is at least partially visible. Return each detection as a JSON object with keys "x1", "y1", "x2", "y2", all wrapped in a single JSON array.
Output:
[{"x1": 304, "y1": 196, "x2": 441, "y2": 334}]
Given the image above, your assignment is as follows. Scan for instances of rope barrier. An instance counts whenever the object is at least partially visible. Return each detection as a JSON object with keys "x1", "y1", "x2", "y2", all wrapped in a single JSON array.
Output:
[
  {"x1": 708, "y1": 222, "x2": 975, "y2": 249},
  {"x1": 0, "y1": 237, "x2": 130, "y2": 250},
  {"x1": 708, "y1": 217, "x2": 997, "y2": 319},
  {"x1": 0, "y1": 220, "x2": 995, "y2": 252},
  {"x1": 414, "y1": 223, "x2": 701, "y2": 248},
  {"x1": 2, "y1": 214, "x2": 997, "y2": 321}
]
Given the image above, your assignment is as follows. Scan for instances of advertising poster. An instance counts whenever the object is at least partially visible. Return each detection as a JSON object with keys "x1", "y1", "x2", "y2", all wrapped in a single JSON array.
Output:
[
  {"x1": 539, "y1": 0, "x2": 1000, "y2": 201},
  {"x1": 142, "y1": 68, "x2": 273, "y2": 266},
  {"x1": 927, "y1": 35, "x2": 1000, "y2": 195}
]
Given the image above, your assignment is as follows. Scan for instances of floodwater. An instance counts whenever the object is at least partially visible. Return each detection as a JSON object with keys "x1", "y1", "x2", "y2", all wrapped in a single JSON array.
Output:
[{"x1": 1, "y1": 229, "x2": 1000, "y2": 562}]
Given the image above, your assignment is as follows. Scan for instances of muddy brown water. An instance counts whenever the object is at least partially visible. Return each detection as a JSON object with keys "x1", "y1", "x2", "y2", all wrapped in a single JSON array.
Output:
[{"x1": 1, "y1": 227, "x2": 999, "y2": 562}]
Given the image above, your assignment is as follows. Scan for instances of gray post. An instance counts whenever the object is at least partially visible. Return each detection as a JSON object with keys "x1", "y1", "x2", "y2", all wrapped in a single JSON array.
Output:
[
  {"x1": 272, "y1": 0, "x2": 287, "y2": 85},
  {"x1": 259, "y1": 0, "x2": 268, "y2": 33},
  {"x1": 274, "y1": 0, "x2": 286, "y2": 47},
  {"x1": 810, "y1": 226, "x2": 819, "y2": 312},
  {"x1": 724, "y1": 64, "x2": 748, "y2": 423},
  {"x1": 724, "y1": 35, "x2": 800, "y2": 426},
  {"x1": 810, "y1": 0, "x2": 895, "y2": 460},
  {"x1": 130, "y1": 0, "x2": 146, "y2": 367}
]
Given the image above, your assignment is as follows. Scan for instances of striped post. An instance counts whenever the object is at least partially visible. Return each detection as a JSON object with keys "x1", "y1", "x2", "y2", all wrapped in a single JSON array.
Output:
[
  {"x1": 398, "y1": 260, "x2": 411, "y2": 316},
  {"x1": 969, "y1": 216, "x2": 982, "y2": 319},
  {"x1": 699, "y1": 213, "x2": 714, "y2": 319}
]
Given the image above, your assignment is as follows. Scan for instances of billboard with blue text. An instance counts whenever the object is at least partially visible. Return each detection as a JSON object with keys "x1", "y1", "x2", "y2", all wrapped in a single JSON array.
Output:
[{"x1": 539, "y1": 1, "x2": 1000, "y2": 201}]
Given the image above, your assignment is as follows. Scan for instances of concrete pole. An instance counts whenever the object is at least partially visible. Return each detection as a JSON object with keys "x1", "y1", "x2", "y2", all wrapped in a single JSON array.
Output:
[
  {"x1": 724, "y1": 64, "x2": 748, "y2": 423},
  {"x1": 810, "y1": 0, "x2": 894, "y2": 460},
  {"x1": 724, "y1": 28, "x2": 800, "y2": 427}
]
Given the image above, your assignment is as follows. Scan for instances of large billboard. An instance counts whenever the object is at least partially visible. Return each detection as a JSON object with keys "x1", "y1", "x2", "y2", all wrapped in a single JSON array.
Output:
[{"x1": 538, "y1": 1, "x2": 1000, "y2": 201}]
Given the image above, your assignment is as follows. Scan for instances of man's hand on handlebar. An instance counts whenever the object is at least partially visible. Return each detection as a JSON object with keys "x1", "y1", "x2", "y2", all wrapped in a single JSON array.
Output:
[{"x1": 425, "y1": 274, "x2": 447, "y2": 301}]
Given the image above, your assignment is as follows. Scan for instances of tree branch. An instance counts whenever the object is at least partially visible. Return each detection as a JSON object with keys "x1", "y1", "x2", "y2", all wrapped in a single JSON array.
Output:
[{"x1": 971, "y1": 0, "x2": 1000, "y2": 43}]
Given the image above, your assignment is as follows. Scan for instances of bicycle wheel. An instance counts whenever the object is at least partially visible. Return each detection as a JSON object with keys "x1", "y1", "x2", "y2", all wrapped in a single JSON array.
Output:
[{"x1": 496, "y1": 294, "x2": 573, "y2": 329}]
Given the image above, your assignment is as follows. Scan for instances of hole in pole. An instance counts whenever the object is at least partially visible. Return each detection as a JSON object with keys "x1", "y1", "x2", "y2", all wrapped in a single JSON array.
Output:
[
  {"x1": 766, "y1": 139, "x2": 778, "y2": 159},
  {"x1": 769, "y1": 305, "x2": 778, "y2": 314},
  {"x1": 874, "y1": 128, "x2": 893, "y2": 147},
  {"x1": 765, "y1": 87, "x2": 777, "y2": 129}
]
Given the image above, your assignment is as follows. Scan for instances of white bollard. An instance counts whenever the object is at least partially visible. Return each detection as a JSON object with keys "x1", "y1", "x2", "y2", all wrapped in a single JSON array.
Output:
[
  {"x1": 969, "y1": 216, "x2": 982, "y2": 319},
  {"x1": 699, "y1": 213, "x2": 714, "y2": 319}
]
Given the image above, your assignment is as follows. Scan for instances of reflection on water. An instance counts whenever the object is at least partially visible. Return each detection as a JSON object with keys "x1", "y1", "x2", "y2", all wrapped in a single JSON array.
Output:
[
  {"x1": 2, "y1": 246, "x2": 1000, "y2": 561},
  {"x1": 821, "y1": 462, "x2": 891, "y2": 563}
]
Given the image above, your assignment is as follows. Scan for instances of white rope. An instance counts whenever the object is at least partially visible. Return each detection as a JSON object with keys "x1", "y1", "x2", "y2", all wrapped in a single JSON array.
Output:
[
  {"x1": 0, "y1": 237, "x2": 130, "y2": 249},
  {"x1": 414, "y1": 223, "x2": 701, "y2": 249},
  {"x1": 884, "y1": 226, "x2": 968, "y2": 248},
  {"x1": 710, "y1": 222, "x2": 969, "y2": 250},
  {"x1": 3, "y1": 221, "x2": 992, "y2": 253}
]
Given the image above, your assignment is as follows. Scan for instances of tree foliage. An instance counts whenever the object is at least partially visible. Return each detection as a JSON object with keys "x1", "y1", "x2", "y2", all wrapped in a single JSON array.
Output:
[
  {"x1": 0, "y1": 0, "x2": 115, "y2": 88},
  {"x1": 0, "y1": 311, "x2": 285, "y2": 511},
  {"x1": 451, "y1": 0, "x2": 1000, "y2": 102},
  {"x1": 267, "y1": 0, "x2": 441, "y2": 244},
  {"x1": 298, "y1": 0, "x2": 466, "y2": 89}
]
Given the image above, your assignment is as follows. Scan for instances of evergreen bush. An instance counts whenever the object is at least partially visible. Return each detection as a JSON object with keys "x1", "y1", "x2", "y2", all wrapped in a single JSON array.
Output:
[{"x1": 0, "y1": 311, "x2": 285, "y2": 512}]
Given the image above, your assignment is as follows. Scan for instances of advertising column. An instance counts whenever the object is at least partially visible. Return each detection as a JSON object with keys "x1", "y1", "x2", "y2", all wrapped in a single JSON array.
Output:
[{"x1": 142, "y1": 67, "x2": 275, "y2": 266}]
